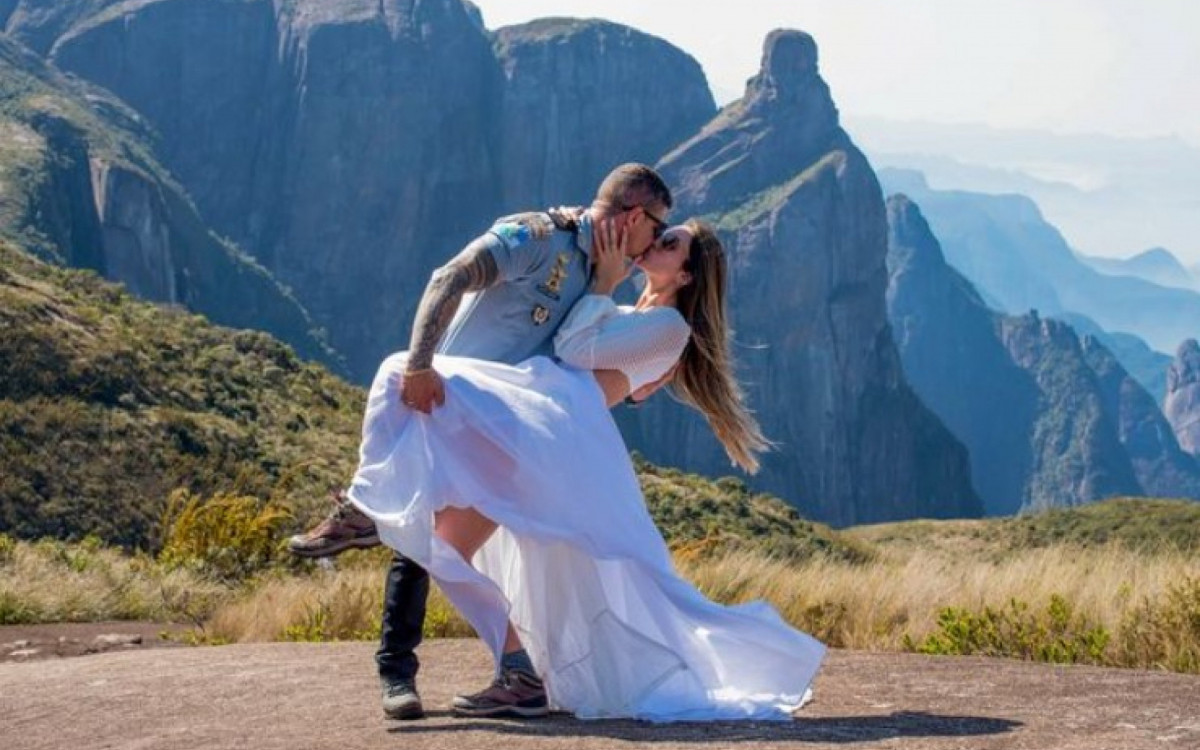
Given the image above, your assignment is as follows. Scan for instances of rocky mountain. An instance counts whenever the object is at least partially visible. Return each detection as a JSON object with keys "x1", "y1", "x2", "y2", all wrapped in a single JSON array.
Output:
[
  {"x1": 1165, "y1": 340, "x2": 1200, "y2": 458},
  {"x1": 878, "y1": 169, "x2": 1200, "y2": 354},
  {"x1": 492, "y1": 18, "x2": 715, "y2": 211},
  {"x1": 0, "y1": 34, "x2": 332, "y2": 363},
  {"x1": 622, "y1": 32, "x2": 981, "y2": 527},
  {"x1": 886, "y1": 195, "x2": 1200, "y2": 512},
  {"x1": 1082, "y1": 337, "x2": 1200, "y2": 499},
  {"x1": 1082, "y1": 247, "x2": 1197, "y2": 292},
  {"x1": 1054, "y1": 313, "x2": 1172, "y2": 405},
  {"x1": 6, "y1": 0, "x2": 716, "y2": 380}
]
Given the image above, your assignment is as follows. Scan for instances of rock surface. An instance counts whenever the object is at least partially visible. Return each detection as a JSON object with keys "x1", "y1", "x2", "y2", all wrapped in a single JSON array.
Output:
[
  {"x1": 1166, "y1": 339, "x2": 1200, "y2": 457},
  {"x1": 633, "y1": 31, "x2": 979, "y2": 525},
  {"x1": 0, "y1": 621, "x2": 187, "y2": 662},
  {"x1": 2, "y1": 639, "x2": 1198, "y2": 750}
]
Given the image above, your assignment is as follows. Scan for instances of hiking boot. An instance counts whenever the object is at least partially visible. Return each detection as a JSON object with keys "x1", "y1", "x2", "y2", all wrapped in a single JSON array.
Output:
[
  {"x1": 287, "y1": 489, "x2": 379, "y2": 558},
  {"x1": 382, "y1": 679, "x2": 424, "y2": 720},
  {"x1": 451, "y1": 669, "x2": 549, "y2": 718}
]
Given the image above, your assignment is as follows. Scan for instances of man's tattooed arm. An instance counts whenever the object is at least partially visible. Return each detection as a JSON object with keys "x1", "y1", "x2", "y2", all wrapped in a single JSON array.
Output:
[{"x1": 406, "y1": 236, "x2": 500, "y2": 371}]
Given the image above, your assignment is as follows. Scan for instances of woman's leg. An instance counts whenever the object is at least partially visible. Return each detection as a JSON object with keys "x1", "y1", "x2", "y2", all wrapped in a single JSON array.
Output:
[{"x1": 433, "y1": 507, "x2": 524, "y2": 655}]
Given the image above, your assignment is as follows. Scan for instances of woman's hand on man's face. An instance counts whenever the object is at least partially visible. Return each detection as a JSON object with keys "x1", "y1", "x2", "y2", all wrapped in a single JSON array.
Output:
[{"x1": 590, "y1": 217, "x2": 631, "y2": 295}]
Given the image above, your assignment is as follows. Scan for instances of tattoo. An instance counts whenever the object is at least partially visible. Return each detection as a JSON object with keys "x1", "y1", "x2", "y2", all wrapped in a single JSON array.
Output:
[{"x1": 407, "y1": 237, "x2": 499, "y2": 370}]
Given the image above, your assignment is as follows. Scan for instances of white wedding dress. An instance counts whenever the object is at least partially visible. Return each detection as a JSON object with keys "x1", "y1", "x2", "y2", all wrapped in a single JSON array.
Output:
[{"x1": 348, "y1": 295, "x2": 825, "y2": 721}]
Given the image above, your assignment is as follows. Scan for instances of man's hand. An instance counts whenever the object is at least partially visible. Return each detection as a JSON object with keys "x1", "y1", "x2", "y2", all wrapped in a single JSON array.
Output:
[
  {"x1": 400, "y1": 369, "x2": 446, "y2": 414},
  {"x1": 628, "y1": 362, "x2": 678, "y2": 405}
]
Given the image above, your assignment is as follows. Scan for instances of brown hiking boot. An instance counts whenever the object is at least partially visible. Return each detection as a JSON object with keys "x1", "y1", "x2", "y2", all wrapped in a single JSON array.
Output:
[
  {"x1": 382, "y1": 679, "x2": 425, "y2": 720},
  {"x1": 287, "y1": 489, "x2": 380, "y2": 558},
  {"x1": 451, "y1": 669, "x2": 549, "y2": 718}
]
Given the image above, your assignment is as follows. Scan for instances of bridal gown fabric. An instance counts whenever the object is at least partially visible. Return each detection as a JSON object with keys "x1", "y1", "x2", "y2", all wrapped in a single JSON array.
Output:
[{"x1": 348, "y1": 295, "x2": 825, "y2": 721}]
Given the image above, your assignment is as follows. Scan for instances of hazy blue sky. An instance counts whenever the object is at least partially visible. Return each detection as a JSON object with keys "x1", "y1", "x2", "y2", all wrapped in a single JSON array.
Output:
[{"x1": 471, "y1": 0, "x2": 1200, "y2": 147}]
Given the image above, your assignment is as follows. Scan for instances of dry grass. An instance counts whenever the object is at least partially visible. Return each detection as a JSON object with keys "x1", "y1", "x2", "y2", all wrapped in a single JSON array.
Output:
[
  {"x1": 4, "y1": 530, "x2": 1197, "y2": 672},
  {"x1": 200, "y1": 548, "x2": 474, "y2": 644},
  {"x1": 0, "y1": 535, "x2": 227, "y2": 625},
  {"x1": 677, "y1": 543, "x2": 1200, "y2": 670}
]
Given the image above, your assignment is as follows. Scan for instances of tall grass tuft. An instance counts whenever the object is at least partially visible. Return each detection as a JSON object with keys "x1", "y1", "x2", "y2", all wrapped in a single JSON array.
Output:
[{"x1": 158, "y1": 489, "x2": 292, "y2": 582}]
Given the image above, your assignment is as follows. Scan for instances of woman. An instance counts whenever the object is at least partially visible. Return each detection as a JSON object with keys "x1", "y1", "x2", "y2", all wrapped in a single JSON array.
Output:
[{"x1": 348, "y1": 219, "x2": 825, "y2": 721}]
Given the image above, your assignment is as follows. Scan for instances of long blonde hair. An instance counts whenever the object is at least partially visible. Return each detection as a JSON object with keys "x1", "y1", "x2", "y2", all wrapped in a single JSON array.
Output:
[{"x1": 671, "y1": 219, "x2": 771, "y2": 473}]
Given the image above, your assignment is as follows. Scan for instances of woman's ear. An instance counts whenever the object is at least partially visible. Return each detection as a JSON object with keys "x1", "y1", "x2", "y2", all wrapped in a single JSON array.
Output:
[{"x1": 678, "y1": 271, "x2": 693, "y2": 287}]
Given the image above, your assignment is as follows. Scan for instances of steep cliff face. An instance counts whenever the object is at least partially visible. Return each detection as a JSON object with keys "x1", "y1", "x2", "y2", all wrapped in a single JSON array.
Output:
[
  {"x1": 1166, "y1": 340, "x2": 1200, "y2": 457},
  {"x1": 38, "y1": 0, "x2": 503, "y2": 378},
  {"x1": 886, "y1": 195, "x2": 1037, "y2": 514},
  {"x1": 492, "y1": 18, "x2": 715, "y2": 210},
  {"x1": 0, "y1": 34, "x2": 331, "y2": 363},
  {"x1": 632, "y1": 31, "x2": 980, "y2": 526},
  {"x1": 888, "y1": 195, "x2": 1200, "y2": 508}
]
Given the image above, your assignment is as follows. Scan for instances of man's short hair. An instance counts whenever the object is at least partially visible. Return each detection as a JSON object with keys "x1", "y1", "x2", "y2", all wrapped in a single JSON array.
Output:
[{"x1": 594, "y1": 163, "x2": 673, "y2": 213}]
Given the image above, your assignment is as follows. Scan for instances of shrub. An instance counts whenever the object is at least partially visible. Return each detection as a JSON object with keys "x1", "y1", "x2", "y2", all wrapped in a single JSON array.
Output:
[
  {"x1": 158, "y1": 489, "x2": 291, "y2": 582},
  {"x1": 1116, "y1": 576, "x2": 1200, "y2": 674},
  {"x1": 907, "y1": 595, "x2": 1111, "y2": 665}
]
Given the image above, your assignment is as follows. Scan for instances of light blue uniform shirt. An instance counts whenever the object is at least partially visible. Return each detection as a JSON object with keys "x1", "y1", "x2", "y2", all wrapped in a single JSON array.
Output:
[{"x1": 437, "y1": 212, "x2": 593, "y2": 365}]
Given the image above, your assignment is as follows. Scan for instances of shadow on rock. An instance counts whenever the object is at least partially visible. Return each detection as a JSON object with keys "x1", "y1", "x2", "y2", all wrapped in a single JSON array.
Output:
[{"x1": 390, "y1": 710, "x2": 1022, "y2": 743}]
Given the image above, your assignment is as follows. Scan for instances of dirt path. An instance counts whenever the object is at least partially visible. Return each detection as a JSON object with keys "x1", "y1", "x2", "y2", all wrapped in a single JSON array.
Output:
[{"x1": 1, "y1": 639, "x2": 1197, "y2": 749}]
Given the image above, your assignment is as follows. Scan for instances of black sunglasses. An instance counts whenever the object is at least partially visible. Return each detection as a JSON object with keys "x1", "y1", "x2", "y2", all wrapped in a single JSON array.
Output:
[{"x1": 623, "y1": 204, "x2": 668, "y2": 240}]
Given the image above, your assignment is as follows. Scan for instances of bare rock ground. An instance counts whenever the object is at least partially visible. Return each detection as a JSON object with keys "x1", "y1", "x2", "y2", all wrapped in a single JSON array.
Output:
[
  {"x1": 1, "y1": 621, "x2": 192, "y2": 663},
  {"x1": 2, "y1": 639, "x2": 1197, "y2": 749}
]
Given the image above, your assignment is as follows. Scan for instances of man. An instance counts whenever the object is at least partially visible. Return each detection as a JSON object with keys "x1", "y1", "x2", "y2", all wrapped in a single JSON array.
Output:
[{"x1": 288, "y1": 164, "x2": 673, "y2": 720}]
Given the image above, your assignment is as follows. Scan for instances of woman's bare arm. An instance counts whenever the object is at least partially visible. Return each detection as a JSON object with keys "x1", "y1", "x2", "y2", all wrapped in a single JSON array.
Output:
[{"x1": 593, "y1": 369, "x2": 631, "y2": 408}]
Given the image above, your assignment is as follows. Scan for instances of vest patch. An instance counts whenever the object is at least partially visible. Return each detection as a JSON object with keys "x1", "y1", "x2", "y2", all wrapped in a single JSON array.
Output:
[{"x1": 492, "y1": 222, "x2": 531, "y2": 246}]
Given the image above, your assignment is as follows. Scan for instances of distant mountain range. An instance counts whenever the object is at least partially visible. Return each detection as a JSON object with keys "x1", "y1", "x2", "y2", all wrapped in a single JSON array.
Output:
[
  {"x1": 850, "y1": 117, "x2": 1200, "y2": 265},
  {"x1": 1079, "y1": 247, "x2": 1198, "y2": 292},
  {"x1": 879, "y1": 169, "x2": 1200, "y2": 355}
]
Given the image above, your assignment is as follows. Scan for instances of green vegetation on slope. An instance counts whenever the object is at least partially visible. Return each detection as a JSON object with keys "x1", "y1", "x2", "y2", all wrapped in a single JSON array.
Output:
[
  {"x1": 638, "y1": 458, "x2": 871, "y2": 563},
  {"x1": 848, "y1": 497, "x2": 1200, "y2": 557},
  {"x1": 704, "y1": 151, "x2": 848, "y2": 231},
  {"x1": 0, "y1": 241, "x2": 363, "y2": 548}
]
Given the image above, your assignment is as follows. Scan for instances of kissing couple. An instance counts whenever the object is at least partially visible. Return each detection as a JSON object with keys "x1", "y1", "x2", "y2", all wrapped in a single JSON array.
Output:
[{"x1": 289, "y1": 163, "x2": 826, "y2": 722}]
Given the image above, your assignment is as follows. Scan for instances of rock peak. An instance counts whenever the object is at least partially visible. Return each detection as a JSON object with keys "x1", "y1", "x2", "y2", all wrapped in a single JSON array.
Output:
[
  {"x1": 1166, "y1": 338, "x2": 1200, "y2": 456},
  {"x1": 1169, "y1": 339, "x2": 1200, "y2": 391},
  {"x1": 1177, "y1": 338, "x2": 1200, "y2": 360},
  {"x1": 749, "y1": 29, "x2": 819, "y2": 98},
  {"x1": 886, "y1": 194, "x2": 946, "y2": 268}
]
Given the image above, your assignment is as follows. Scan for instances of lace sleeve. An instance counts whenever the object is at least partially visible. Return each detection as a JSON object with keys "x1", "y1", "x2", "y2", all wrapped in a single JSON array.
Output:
[{"x1": 554, "y1": 295, "x2": 691, "y2": 389}]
